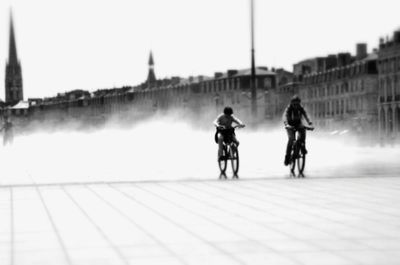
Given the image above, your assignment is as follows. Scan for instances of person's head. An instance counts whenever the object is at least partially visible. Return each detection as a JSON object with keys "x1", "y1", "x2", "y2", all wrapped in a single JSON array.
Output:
[
  {"x1": 290, "y1": 95, "x2": 301, "y2": 108},
  {"x1": 223, "y1": 106, "x2": 233, "y2": 116}
]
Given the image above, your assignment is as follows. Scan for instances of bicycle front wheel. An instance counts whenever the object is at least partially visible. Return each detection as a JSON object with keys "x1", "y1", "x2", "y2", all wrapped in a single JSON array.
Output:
[
  {"x1": 297, "y1": 151, "x2": 306, "y2": 175},
  {"x1": 218, "y1": 146, "x2": 228, "y2": 174},
  {"x1": 290, "y1": 157, "x2": 296, "y2": 174},
  {"x1": 290, "y1": 141, "x2": 300, "y2": 176},
  {"x1": 230, "y1": 145, "x2": 239, "y2": 176}
]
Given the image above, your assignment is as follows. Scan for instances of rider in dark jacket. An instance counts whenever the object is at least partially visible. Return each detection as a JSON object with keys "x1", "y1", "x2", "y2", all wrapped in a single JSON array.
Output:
[{"x1": 283, "y1": 95, "x2": 312, "y2": 166}]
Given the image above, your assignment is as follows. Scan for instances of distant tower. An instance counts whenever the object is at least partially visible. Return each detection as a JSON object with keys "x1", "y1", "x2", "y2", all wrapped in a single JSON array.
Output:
[
  {"x1": 146, "y1": 51, "x2": 156, "y2": 88},
  {"x1": 5, "y1": 12, "x2": 23, "y2": 105}
]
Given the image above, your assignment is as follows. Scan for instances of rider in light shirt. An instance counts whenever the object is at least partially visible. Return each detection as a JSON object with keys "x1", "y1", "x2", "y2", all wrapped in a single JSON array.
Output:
[{"x1": 213, "y1": 106, "x2": 245, "y2": 160}]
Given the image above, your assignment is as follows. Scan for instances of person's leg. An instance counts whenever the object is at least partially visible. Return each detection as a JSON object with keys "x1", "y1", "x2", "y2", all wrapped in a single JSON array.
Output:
[
  {"x1": 232, "y1": 134, "x2": 239, "y2": 147},
  {"x1": 217, "y1": 133, "x2": 224, "y2": 159},
  {"x1": 285, "y1": 128, "x2": 295, "y2": 165}
]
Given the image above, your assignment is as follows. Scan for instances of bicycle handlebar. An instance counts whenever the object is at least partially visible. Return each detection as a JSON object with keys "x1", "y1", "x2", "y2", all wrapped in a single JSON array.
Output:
[
  {"x1": 285, "y1": 125, "x2": 314, "y2": 131},
  {"x1": 217, "y1": 124, "x2": 245, "y2": 130}
]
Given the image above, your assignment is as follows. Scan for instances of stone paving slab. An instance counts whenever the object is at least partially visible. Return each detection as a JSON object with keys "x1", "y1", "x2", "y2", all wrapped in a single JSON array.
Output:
[{"x1": 0, "y1": 177, "x2": 400, "y2": 265}]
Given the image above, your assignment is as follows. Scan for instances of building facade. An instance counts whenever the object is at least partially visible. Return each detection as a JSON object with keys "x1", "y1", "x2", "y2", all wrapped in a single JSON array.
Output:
[
  {"x1": 14, "y1": 66, "x2": 277, "y2": 130},
  {"x1": 297, "y1": 45, "x2": 379, "y2": 137},
  {"x1": 377, "y1": 31, "x2": 400, "y2": 141}
]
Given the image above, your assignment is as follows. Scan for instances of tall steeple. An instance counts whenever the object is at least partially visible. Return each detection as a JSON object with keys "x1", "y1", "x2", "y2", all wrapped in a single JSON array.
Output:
[
  {"x1": 146, "y1": 51, "x2": 156, "y2": 88},
  {"x1": 5, "y1": 11, "x2": 23, "y2": 105},
  {"x1": 149, "y1": 51, "x2": 154, "y2": 66},
  {"x1": 8, "y1": 13, "x2": 18, "y2": 65}
]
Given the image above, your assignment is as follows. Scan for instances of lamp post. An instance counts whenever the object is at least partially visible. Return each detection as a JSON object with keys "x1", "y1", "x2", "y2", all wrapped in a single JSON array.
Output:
[{"x1": 250, "y1": 0, "x2": 257, "y2": 117}]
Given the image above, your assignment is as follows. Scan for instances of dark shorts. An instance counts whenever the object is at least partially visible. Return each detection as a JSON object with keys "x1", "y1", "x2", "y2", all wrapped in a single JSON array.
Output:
[{"x1": 214, "y1": 128, "x2": 235, "y2": 144}]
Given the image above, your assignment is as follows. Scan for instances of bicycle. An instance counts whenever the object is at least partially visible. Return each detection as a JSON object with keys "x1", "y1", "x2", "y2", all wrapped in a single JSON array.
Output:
[
  {"x1": 217, "y1": 125, "x2": 242, "y2": 178},
  {"x1": 286, "y1": 125, "x2": 314, "y2": 177}
]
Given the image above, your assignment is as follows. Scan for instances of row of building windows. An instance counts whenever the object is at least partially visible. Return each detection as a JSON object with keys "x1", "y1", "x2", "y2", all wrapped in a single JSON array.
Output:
[
  {"x1": 379, "y1": 106, "x2": 400, "y2": 134},
  {"x1": 214, "y1": 92, "x2": 242, "y2": 107},
  {"x1": 301, "y1": 80, "x2": 365, "y2": 99},
  {"x1": 306, "y1": 97, "x2": 366, "y2": 118},
  {"x1": 202, "y1": 78, "x2": 241, "y2": 93},
  {"x1": 379, "y1": 76, "x2": 400, "y2": 98},
  {"x1": 303, "y1": 63, "x2": 370, "y2": 84},
  {"x1": 201, "y1": 77, "x2": 272, "y2": 94},
  {"x1": 378, "y1": 56, "x2": 400, "y2": 73}
]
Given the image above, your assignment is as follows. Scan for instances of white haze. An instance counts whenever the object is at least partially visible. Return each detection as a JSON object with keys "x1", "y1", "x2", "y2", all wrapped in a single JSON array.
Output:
[{"x1": 0, "y1": 118, "x2": 399, "y2": 186}]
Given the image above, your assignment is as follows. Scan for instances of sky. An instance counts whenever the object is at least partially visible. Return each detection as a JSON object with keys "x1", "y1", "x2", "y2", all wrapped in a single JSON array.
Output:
[{"x1": 0, "y1": 0, "x2": 400, "y2": 99}]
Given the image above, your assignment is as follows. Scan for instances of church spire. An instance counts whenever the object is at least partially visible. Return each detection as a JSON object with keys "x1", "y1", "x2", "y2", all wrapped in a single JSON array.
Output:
[
  {"x1": 148, "y1": 51, "x2": 154, "y2": 66},
  {"x1": 5, "y1": 10, "x2": 23, "y2": 105},
  {"x1": 146, "y1": 51, "x2": 156, "y2": 88},
  {"x1": 8, "y1": 11, "x2": 18, "y2": 65}
]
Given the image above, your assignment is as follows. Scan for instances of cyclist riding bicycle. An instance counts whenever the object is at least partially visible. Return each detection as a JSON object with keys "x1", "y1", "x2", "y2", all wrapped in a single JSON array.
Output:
[
  {"x1": 283, "y1": 95, "x2": 313, "y2": 166},
  {"x1": 214, "y1": 106, "x2": 245, "y2": 161}
]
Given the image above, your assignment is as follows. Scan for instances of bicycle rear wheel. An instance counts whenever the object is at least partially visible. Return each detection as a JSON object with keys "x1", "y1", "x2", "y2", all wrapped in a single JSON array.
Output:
[
  {"x1": 230, "y1": 145, "x2": 239, "y2": 176},
  {"x1": 218, "y1": 146, "x2": 228, "y2": 174}
]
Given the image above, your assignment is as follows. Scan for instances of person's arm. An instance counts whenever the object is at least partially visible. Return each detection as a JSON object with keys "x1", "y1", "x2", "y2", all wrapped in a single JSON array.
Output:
[
  {"x1": 232, "y1": 115, "x2": 245, "y2": 127},
  {"x1": 213, "y1": 114, "x2": 222, "y2": 127},
  {"x1": 301, "y1": 107, "x2": 312, "y2": 125},
  {"x1": 283, "y1": 106, "x2": 290, "y2": 126}
]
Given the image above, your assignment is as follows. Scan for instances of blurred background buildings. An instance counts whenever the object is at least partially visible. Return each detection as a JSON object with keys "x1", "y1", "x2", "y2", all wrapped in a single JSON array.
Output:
[{"x1": 2, "y1": 13, "x2": 400, "y2": 143}]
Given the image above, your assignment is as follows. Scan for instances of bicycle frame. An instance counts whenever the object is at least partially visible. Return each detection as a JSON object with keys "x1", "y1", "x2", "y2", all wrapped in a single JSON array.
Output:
[
  {"x1": 288, "y1": 126, "x2": 313, "y2": 177},
  {"x1": 223, "y1": 142, "x2": 237, "y2": 159},
  {"x1": 217, "y1": 125, "x2": 241, "y2": 178},
  {"x1": 292, "y1": 130, "x2": 304, "y2": 158}
]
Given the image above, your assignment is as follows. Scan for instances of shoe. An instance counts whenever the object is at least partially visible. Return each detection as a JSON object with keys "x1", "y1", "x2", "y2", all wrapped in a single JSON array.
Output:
[{"x1": 284, "y1": 155, "x2": 290, "y2": 166}]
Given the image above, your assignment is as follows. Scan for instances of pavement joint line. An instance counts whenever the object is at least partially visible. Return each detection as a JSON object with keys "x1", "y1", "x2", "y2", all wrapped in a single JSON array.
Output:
[
  {"x1": 164, "y1": 181, "x2": 371, "y2": 264},
  {"x1": 154, "y1": 182, "x2": 326, "y2": 263},
  {"x1": 10, "y1": 188, "x2": 14, "y2": 265},
  {"x1": 244, "y1": 180, "x2": 400, "y2": 219},
  {"x1": 33, "y1": 183, "x2": 72, "y2": 265},
  {"x1": 202, "y1": 179, "x2": 380, "y2": 224},
  {"x1": 276, "y1": 178, "x2": 400, "y2": 202},
  {"x1": 179, "y1": 181, "x2": 367, "y2": 263},
  {"x1": 109, "y1": 183, "x2": 248, "y2": 265},
  {"x1": 157, "y1": 182, "x2": 311, "y2": 236},
  {"x1": 228, "y1": 181, "x2": 400, "y2": 238},
  {"x1": 170, "y1": 182, "x2": 349, "y2": 248},
  {"x1": 238, "y1": 181, "x2": 400, "y2": 223},
  {"x1": 139, "y1": 182, "x2": 368, "y2": 264},
  {"x1": 62, "y1": 186, "x2": 129, "y2": 265},
  {"x1": 85, "y1": 185, "x2": 189, "y2": 265},
  {"x1": 135, "y1": 183, "x2": 298, "y2": 261},
  {"x1": 267, "y1": 178, "x2": 400, "y2": 217},
  {"x1": 202, "y1": 180, "x2": 377, "y2": 232}
]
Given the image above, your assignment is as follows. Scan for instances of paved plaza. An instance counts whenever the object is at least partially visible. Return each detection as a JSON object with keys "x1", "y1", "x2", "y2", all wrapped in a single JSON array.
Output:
[{"x1": 0, "y1": 176, "x2": 400, "y2": 265}]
